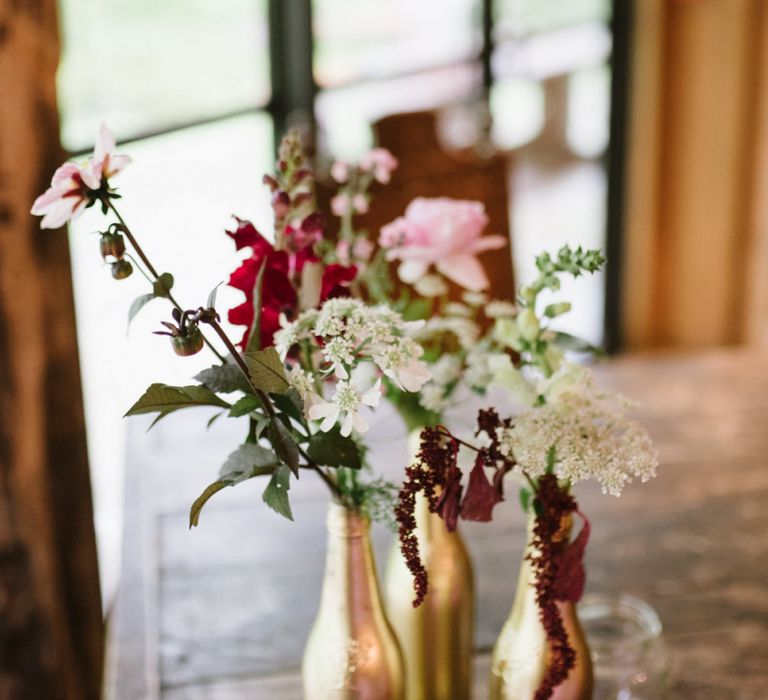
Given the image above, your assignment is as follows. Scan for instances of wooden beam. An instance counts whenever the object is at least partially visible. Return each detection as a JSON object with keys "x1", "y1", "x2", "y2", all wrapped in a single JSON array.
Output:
[
  {"x1": 0, "y1": 2, "x2": 103, "y2": 698},
  {"x1": 622, "y1": 0, "x2": 767, "y2": 348}
]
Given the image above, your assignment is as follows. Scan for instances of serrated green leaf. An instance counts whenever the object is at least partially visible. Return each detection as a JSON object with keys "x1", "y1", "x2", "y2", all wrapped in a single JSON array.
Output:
[
  {"x1": 207, "y1": 282, "x2": 222, "y2": 309},
  {"x1": 245, "y1": 347, "x2": 289, "y2": 394},
  {"x1": 153, "y1": 272, "x2": 174, "y2": 298},
  {"x1": 268, "y1": 418, "x2": 300, "y2": 476},
  {"x1": 307, "y1": 427, "x2": 362, "y2": 469},
  {"x1": 271, "y1": 389, "x2": 305, "y2": 424},
  {"x1": 194, "y1": 362, "x2": 251, "y2": 394},
  {"x1": 128, "y1": 293, "x2": 155, "y2": 326},
  {"x1": 229, "y1": 394, "x2": 263, "y2": 417},
  {"x1": 125, "y1": 383, "x2": 229, "y2": 417},
  {"x1": 219, "y1": 443, "x2": 278, "y2": 484},
  {"x1": 262, "y1": 465, "x2": 293, "y2": 520},
  {"x1": 189, "y1": 480, "x2": 230, "y2": 527},
  {"x1": 244, "y1": 260, "x2": 266, "y2": 354}
]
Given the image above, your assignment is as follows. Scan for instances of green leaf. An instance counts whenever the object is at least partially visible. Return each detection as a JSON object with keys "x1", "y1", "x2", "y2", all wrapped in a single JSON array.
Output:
[
  {"x1": 189, "y1": 480, "x2": 230, "y2": 527},
  {"x1": 125, "y1": 383, "x2": 229, "y2": 417},
  {"x1": 229, "y1": 394, "x2": 263, "y2": 417},
  {"x1": 194, "y1": 362, "x2": 251, "y2": 394},
  {"x1": 270, "y1": 389, "x2": 305, "y2": 424},
  {"x1": 128, "y1": 293, "x2": 155, "y2": 326},
  {"x1": 244, "y1": 260, "x2": 267, "y2": 354},
  {"x1": 546, "y1": 445, "x2": 557, "y2": 473},
  {"x1": 245, "y1": 347, "x2": 290, "y2": 394},
  {"x1": 268, "y1": 418, "x2": 300, "y2": 476},
  {"x1": 307, "y1": 427, "x2": 362, "y2": 469},
  {"x1": 146, "y1": 409, "x2": 173, "y2": 432},
  {"x1": 551, "y1": 331, "x2": 605, "y2": 356},
  {"x1": 219, "y1": 443, "x2": 278, "y2": 484},
  {"x1": 206, "y1": 411, "x2": 224, "y2": 430},
  {"x1": 262, "y1": 465, "x2": 293, "y2": 521},
  {"x1": 519, "y1": 486, "x2": 531, "y2": 513},
  {"x1": 207, "y1": 282, "x2": 222, "y2": 309},
  {"x1": 402, "y1": 297, "x2": 431, "y2": 322},
  {"x1": 152, "y1": 272, "x2": 174, "y2": 298}
]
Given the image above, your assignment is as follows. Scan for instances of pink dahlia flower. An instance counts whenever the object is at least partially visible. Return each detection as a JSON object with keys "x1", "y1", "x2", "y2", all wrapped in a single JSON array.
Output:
[
  {"x1": 31, "y1": 124, "x2": 130, "y2": 229},
  {"x1": 379, "y1": 197, "x2": 506, "y2": 291}
]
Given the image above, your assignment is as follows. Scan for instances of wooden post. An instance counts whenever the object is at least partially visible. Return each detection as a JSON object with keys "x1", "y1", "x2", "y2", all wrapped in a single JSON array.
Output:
[
  {"x1": 621, "y1": 0, "x2": 768, "y2": 348},
  {"x1": 0, "y1": 1, "x2": 103, "y2": 698}
]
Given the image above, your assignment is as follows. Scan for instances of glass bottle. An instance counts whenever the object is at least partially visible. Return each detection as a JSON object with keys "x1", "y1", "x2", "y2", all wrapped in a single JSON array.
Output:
[
  {"x1": 490, "y1": 516, "x2": 593, "y2": 700},
  {"x1": 383, "y1": 430, "x2": 475, "y2": 699},
  {"x1": 303, "y1": 502, "x2": 405, "y2": 700}
]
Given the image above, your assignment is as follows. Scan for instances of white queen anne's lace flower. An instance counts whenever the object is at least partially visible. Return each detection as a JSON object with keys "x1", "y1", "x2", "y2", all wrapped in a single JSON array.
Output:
[
  {"x1": 497, "y1": 383, "x2": 658, "y2": 496},
  {"x1": 278, "y1": 298, "x2": 431, "y2": 435}
]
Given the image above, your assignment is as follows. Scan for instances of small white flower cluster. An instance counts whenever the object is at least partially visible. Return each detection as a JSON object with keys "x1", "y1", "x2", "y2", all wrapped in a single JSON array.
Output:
[
  {"x1": 275, "y1": 298, "x2": 431, "y2": 436},
  {"x1": 496, "y1": 384, "x2": 658, "y2": 496},
  {"x1": 417, "y1": 355, "x2": 463, "y2": 412},
  {"x1": 414, "y1": 316, "x2": 480, "y2": 351}
]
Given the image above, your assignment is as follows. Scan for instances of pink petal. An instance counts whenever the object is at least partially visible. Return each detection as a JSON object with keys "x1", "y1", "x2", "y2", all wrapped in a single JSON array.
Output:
[
  {"x1": 31, "y1": 187, "x2": 63, "y2": 214},
  {"x1": 436, "y1": 254, "x2": 490, "y2": 291},
  {"x1": 107, "y1": 154, "x2": 131, "y2": 176},
  {"x1": 470, "y1": 234, "x2": 507, "y2": 253},
  {"x1": 39, "y1": 198, "x2": 79, "y2": 229},
  {"x1": 80, "y1": 164, "x2": 101, "y2": 190},
  {"x1": 51, "y1": 162, "x2": 80, "y2": 186},
  {"x1": 94, "y1": 123, "x2": 115, "y2": 161}
]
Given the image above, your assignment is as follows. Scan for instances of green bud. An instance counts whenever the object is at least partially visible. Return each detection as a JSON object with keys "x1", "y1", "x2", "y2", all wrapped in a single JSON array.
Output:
[
  {"x1": 111, "y1": 259, "x2": 133, "y2": 280},
  {"x1": 516, "y1": 308, "x2": 540, "y2": 342},
  {"x1": 493, "y1": 318, "x2": 522, "y2": 350},
  {"x1": 520, "y1": 285, "x2": 537, "y2": 305},
  {"x1": 171, "y1": 327, "x2": 204, "y2": 356},
  {"x1": 544, "y1": 302, "x2": 572, "y2": 318}
]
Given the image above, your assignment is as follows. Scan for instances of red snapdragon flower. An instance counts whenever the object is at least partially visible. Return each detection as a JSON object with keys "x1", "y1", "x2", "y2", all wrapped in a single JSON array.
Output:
[{"x1": 226, "y1": 217, "x2": 356, "y2": 348}]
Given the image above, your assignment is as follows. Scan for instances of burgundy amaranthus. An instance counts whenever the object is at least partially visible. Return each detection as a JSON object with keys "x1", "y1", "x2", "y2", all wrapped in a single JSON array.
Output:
[
  {"x1": 396, "y1": 411, "x2": 510, "y2": 606},
  {"x1": 396, "y1": 411, "x2": 591, "y2": 699},
  {"x1": 394, "y1": 427, "x2": 455, "y2": 606},
  {"x1": 528, "y1": 474, "x2": 580, "y2": 700}
]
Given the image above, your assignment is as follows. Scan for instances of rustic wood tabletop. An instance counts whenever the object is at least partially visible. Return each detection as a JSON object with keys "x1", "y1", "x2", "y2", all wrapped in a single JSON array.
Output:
[{"x1": 106, "y1": 349, "x2": 768, "y2": 700}]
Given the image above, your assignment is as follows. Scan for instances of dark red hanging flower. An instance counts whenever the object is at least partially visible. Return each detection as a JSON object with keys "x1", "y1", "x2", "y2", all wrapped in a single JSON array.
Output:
[
  {"x1": 460, "y1": 453, "x2": 502, "y2": 522},
  {"x1": 527, "y1": 474, "x2": 591, "y2": 700}
]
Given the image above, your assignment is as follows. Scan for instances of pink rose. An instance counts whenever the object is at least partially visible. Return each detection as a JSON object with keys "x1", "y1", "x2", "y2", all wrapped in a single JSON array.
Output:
[{"x1": 379, "y1": 197, "x2": 506, "y2": 291}]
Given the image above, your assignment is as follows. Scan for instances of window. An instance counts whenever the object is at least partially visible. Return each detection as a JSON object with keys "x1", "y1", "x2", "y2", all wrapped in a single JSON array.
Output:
[{"x1": 57, "y1": 0, "x2": 614, "y2": 603}]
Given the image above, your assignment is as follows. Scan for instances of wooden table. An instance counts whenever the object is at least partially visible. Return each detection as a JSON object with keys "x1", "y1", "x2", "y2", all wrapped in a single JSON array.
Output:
[{"x1": 106, "y1": 349, "x2": 768, "y2": 699}]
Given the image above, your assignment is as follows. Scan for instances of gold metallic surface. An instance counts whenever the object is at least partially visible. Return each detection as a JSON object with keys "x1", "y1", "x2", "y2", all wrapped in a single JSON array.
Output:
[
  {"x1": 490, "y1": 519, "x2": 593, "y2": 700},
  {"x1": 303, "y1": 503, "x2": 405, "y2": 700},
  {"x1": 384, "y1": 431, "x2": 475, "y2": 700}
]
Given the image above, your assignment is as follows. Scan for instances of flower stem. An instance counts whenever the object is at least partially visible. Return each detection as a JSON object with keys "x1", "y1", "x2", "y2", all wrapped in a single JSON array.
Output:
[
  {"x1": 104, "y1": 199, "x2": 341, "y2": 500},
  {"x1": 104, "y1": 199, "x2": 226, "y2": 363},
  {"x1": 207, "y1": 317, "x2": 342, "y2": 500}
]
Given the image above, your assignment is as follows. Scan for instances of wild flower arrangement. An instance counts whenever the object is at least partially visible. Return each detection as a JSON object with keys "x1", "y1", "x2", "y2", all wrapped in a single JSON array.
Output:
[
  {"x1": 395, "y1": 247, "x2": 659, "y2": 699},
  {"x1": 31, "y1": 126, "x2": 433, "y2": 524}
]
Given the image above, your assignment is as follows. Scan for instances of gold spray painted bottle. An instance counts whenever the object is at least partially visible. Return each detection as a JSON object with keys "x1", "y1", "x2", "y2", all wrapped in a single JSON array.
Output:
[
  {"x1": 489, "y1": 515, "x2": 593, "y2": 700},
  {"x1": 383, "y1": 430, "x2": 475, "y2": 699},
  {"x1": 303, "y1": 502, "x2": 405, "y2": 700}
]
